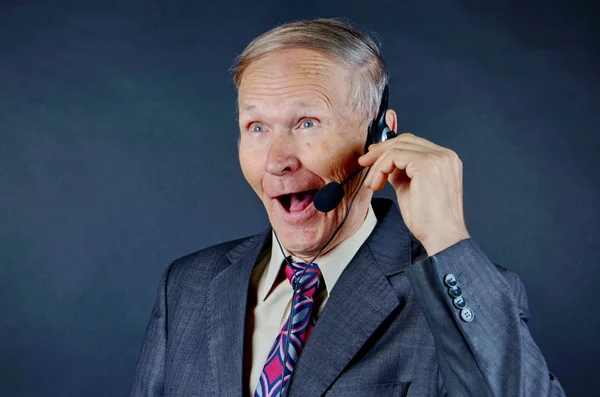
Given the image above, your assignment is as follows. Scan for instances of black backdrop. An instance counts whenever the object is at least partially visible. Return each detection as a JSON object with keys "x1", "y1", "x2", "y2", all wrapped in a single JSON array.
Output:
[{"x1": 1, "y1": 0, "x2": 598, "y2": 396}]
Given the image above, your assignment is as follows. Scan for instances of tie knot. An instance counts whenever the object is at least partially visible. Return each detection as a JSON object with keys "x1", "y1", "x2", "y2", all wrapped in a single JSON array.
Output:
[{"x1": 285, "y1": 261, "x2": 322, "y2": 295}]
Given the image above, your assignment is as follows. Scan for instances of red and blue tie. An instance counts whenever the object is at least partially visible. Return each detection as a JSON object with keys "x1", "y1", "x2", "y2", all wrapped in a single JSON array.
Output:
[{"x1": 254, "y1": 261, "x2": 322, "y2": 397}]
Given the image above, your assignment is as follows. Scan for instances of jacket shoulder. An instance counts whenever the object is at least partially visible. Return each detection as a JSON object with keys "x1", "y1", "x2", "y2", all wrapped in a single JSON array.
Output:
[{"x1": 164, "y1": 234, "x2": 259, "y2": 287}]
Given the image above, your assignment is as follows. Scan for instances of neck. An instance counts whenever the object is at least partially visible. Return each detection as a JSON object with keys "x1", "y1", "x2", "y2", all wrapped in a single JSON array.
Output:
[{"x1": 291, "y1": 193, "x2": 372, "y2": 262}]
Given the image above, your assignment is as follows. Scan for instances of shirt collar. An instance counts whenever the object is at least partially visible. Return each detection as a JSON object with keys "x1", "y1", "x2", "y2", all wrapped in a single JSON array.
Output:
[{"x1": 259, "y1": 204, "x2": 378, "y2": 302}]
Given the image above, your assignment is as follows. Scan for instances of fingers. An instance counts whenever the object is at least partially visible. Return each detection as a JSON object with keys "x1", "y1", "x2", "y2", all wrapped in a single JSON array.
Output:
[
  {"x1": 358, "y1": 132, "x2": 440, "y2": 167},
  {"x1": 359, "y1": 132, "x2": 452, "y2": 192},
  {"x1": 396, "y1": 132, "x2": 440, "y2": 150},
  {"x1": 359, "y1": 140, "x2": 428, "y2": 167},
  {"x1": 363, "y1": 147, "x2": 425, "y2": 191}
]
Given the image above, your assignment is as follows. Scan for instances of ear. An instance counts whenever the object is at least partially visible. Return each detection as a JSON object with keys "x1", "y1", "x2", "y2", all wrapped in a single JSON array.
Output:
[{"x1": 385, "y1": 109, "x2": 398, "y2": 132}]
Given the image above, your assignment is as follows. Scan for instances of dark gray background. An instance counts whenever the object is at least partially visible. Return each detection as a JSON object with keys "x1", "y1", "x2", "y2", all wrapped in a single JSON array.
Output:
[{"x1": 1, "y1": 0, "x2": 598, "y2": 396}]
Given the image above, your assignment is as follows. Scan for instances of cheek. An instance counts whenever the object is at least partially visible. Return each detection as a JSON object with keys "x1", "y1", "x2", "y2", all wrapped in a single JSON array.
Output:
[{"x1": 307, "y1": 137, "x2": 362, "y2": 181}]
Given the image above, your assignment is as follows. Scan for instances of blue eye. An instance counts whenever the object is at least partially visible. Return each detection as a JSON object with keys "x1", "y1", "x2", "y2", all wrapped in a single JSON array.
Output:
[
  {"x1": 251, "y1": 124, "x2": 264, "y2": 132},
  {"x1": 301, "y1": 119, "x2": 316, "y2": 128}
]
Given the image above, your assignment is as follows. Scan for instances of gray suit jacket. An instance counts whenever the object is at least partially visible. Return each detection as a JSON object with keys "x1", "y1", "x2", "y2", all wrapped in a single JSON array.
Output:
[{"x1": 129, "y1": 198, "x2": 566, "y2": 396}]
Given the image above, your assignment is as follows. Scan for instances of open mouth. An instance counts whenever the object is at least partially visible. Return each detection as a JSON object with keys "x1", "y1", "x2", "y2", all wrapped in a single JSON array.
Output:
[{"x1": 276, "y1": 189, "x2": 319, "y2": 213}]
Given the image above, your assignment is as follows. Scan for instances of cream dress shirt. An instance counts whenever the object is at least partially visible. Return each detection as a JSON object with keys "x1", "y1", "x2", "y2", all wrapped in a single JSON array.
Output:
[{"x1": 248, "y1": 204, "x2": 378, "y2": 395}]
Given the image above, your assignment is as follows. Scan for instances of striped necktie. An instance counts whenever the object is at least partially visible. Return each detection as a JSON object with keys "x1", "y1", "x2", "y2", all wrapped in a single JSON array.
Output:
[{"x1": 254, "y1": 261, "x2": 322, "y2": 397}]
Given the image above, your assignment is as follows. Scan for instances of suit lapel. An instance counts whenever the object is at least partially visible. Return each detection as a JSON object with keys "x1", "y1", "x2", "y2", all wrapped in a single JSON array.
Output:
[
  {"x1": 203, "y1": 198, "x2": 422, "y2": 397},
  {"x1": 206, "y1": 230, "x2": 270, "y2": 397},
  {"x1": 286, "y1": 198, "x2": 420, "y2": 397}
]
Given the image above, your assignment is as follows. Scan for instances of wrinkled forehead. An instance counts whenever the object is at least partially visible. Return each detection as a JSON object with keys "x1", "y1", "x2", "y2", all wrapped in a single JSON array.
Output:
[{"x1": 237, "y1": 49, "x2": 354, "y2": 115}]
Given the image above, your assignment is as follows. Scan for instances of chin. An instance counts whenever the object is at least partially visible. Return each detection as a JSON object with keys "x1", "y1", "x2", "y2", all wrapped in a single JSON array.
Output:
[{"x1": 272, "y1": 218, "x2": 328, "y2": 258}]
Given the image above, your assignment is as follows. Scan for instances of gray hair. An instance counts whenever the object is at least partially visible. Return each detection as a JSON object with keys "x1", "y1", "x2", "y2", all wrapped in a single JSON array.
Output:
[{"x1": 231, "y1": 18, "x2": 388, "y2": 121}]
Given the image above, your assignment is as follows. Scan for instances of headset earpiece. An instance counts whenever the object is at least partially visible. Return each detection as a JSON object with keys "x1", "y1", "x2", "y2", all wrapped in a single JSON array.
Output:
[{"x1": 364, "y1": 85, "x2": 397, "y2": 153}]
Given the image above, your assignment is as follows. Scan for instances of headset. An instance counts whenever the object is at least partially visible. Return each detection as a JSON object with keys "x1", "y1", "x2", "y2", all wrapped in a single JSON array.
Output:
[
  {"x1": 365, "y1": 85, "x2": 397, "y2": 149},
  {"x1": 268, "y1": 84, "x2": 397, "y2": 394}
]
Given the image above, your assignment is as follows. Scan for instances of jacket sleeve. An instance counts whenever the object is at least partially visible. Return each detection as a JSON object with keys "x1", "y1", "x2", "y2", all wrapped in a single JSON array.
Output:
[
  {"x1": 406, "y1": 238, "x2": 566, "y2": 397},
  {"x1": 129, "y1": 263, "x2": 174, "y2": 397}
]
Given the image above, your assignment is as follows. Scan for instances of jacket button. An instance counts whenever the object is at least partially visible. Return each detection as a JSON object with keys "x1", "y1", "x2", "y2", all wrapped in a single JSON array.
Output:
[
  {"x1": 460, "y1": 308, "x2": 475, "y2": 322},
  {"x1": 444, "y1": 273, "x2": 458, "y2": 287},
  {"x1": 453, "y1": 296, "x2": 467, "y2": 309},
  {"x1": 448, "y1": 285, "x2": 462, "y2": 298}
]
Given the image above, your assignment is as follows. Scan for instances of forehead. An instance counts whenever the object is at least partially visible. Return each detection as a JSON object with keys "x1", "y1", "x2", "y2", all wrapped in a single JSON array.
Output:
[{"x1": 238, "y1": 48, "x2": 352, "y2": 113}]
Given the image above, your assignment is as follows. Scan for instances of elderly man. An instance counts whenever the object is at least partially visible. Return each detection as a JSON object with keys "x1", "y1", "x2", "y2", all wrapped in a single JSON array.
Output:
[{"x1": 130, "y1": 19, "x2": 566, "y2": 397}]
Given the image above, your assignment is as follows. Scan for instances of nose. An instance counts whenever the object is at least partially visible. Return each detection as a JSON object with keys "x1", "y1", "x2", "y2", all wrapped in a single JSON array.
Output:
[{"x1": 264, "y1": 133, "x2": 301, "y2": 176}]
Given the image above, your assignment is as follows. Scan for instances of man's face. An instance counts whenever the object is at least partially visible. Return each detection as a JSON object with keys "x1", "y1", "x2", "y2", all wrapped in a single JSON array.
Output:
[{"x1": 237, "y1": 48, "x2": 372, "y2": 259}]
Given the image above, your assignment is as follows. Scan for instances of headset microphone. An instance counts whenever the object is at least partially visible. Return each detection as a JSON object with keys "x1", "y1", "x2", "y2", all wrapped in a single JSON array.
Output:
[
  {"x1": 313, "y1": 167, "x2": 364, "y2": 212},
  {"x1": 313, "y1": 85, "x2": 397, "y2": 213}
]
